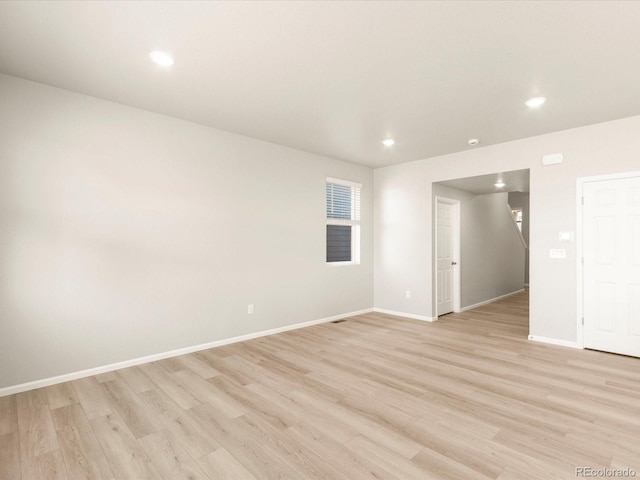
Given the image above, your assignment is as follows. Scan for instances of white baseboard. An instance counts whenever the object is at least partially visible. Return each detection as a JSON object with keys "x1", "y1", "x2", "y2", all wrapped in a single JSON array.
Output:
[
  {"x1": 528, "y1": 335, "x2": 580, "y2": 349},
  {"x1": 372, "y1": 308, "x2": 436, "y2": 322},
  {"x1": 458, "y1": 288, "x2": 525, "y2": 312},
  {"x1": 0, "y1": 308, "x2": 374, "y2": 397}
]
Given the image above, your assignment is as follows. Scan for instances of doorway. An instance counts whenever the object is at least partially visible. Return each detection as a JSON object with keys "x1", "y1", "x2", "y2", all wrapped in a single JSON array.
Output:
[
  {"x1": 578, "y1": 171, "x2": 640, "y2": 357},
  {"x1": 432, "y1": 169, "x2": 530, "y2": 331}
]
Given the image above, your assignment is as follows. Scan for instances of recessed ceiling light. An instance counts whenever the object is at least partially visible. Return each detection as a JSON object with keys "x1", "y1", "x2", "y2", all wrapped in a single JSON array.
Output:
[
  {"x1": 525, "y1": 96, "x2": 546, "y2": 108},
  {"x1": 150, "y1": 50, "x2": 174, "y2": 67},
  {"x1": 382, "y1": 138, "x2": 395, "y2": 147},
  {"x1": 468, "y1": 138, "x2": 479, "y2": 146},
  {"x1": 495, "y1": 181, "x2": 506, "y2": 188}
]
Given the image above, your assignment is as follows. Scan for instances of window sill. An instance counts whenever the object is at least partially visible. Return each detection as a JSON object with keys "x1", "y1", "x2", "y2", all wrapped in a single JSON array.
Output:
[{"x1": 326, "y1": 261, "x2": 360, "y2": 266}]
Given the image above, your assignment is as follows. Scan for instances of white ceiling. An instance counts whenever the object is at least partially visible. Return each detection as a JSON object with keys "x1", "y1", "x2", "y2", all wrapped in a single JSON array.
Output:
[
  {"x1": 1, "y1": 1, "x2": 639, "y2": 168},
  {"x1": 437, "y1": 169, "x2": 530, "y2": 195}
]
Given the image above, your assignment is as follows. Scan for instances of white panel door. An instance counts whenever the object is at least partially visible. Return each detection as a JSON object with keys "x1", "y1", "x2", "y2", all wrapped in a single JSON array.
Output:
[
  {"x1": 437, "y1": 200, "x2": 455, "y2": 316},
  {"x1": 583, "y1": 176, "x2": 640, "y2": 357}
]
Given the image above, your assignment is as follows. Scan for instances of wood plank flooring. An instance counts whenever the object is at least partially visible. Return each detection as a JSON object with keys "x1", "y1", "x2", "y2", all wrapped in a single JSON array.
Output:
[{"x1": 2, "y1": 289, "x2": 640, "y2": 479}]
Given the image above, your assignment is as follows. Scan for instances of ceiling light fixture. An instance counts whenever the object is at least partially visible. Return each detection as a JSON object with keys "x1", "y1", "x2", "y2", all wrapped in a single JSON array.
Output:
[
  {"x1": 468, "y1": 138, "x2": 479, "y2": 146},
  {"x1": 495, "y1": 181, "x2": 506, "y2": 188},
  {"x1": 382, "y1": 138, "x2": 395, "y2": 147},
  {"x1": 525, "y1": 96, "x2": 546, "y2": 108},
  {"x1": 150, "y1": 50, "x2": 174, "y2": 67}
]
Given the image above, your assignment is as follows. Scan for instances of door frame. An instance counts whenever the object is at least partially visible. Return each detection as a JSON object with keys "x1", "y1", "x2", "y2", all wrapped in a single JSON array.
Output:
[
  {"x1": 435, "y1": 196, "x2": 461, "y2": 315},
  {"x1": 576, "y1": 170, "x2": 640, "y2": 350}
]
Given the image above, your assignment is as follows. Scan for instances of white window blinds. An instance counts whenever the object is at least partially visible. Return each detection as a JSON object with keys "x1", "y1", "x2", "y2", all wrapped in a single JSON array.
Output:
[
  {"x1": 326, "y1": 178, "x2": 361, "y2": 264},
  {"x1": 326, "y1": 178, "x2": 361, "y2": 224}
]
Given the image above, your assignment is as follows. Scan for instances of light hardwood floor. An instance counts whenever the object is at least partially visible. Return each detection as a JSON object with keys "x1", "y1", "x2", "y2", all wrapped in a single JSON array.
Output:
[{"x1": 2, "y1": 289, "x2": 640, "y2": 479}]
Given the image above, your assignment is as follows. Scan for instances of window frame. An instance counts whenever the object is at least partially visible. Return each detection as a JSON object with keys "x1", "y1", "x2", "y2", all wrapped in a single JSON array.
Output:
[
  {"x1": 511, "y1": 207, "x2": 523, "y2": 232},
  {"x1": 326, "y1": 177, "x2": 361, "y2": 266}
]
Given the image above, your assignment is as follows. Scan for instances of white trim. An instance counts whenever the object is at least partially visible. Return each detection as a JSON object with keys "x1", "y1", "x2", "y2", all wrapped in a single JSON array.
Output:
[
  {"x1": 528, "y1": 335, "x2": 580, "y2": 349},
  {"x1": 372, "y1": 308, "x2": 437, "y2": 322},
  {"x1": 326, "y1": 218, "x2": 359, "y2": 226},
  {"x1": 458, "y1": 288, "x2": 525, "y2": 312},
  {"x1": 576, "y1": 177, "x2": 586, "y2": 349},
  {"x1": 0, "y1": 308, "x2": 373, "y2": 397},
  {"x1": 434, "y1": 196, "x2": 461, "y2": 315},
  {"x1": 326, "y1": 176, "x2": 362, "y2": 189},
  {"x1": 576, "y1": 170, "x2": 640, "y2": 351},
  {"x1": 576, "y1": 170, "x2": 640, "y2": 184}
]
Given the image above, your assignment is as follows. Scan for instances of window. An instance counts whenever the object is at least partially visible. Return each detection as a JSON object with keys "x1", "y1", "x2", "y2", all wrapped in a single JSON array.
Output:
[
  {"x1": 326, "y1": 177, "x2": 361, "y2": 264},
  {"x1": 511, "y1": 207, "x2": 523, "y2": 232}
]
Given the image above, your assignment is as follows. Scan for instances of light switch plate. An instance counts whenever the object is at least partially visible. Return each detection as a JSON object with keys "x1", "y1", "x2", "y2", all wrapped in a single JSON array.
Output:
[{"x1": 559, "y1": 231, "x2": 574, "y2": 242}]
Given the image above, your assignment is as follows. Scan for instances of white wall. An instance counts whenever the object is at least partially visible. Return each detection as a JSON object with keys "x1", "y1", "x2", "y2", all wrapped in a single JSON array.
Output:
[
  {"x1": 374, "y1": 114, "x2": 640, "y2": 343},
  {"x1": 434, "y1": 185, "x2": 524, "y2": 310},
  {"x1": 0, "y1": 74, "x2": 373, "y2": 390}
]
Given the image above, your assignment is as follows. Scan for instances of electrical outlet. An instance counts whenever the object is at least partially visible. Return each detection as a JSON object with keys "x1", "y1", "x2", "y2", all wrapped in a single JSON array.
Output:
[
  {"x1": 405, "y1": 290, "x2": 411, "y2": 299},
  {"x1": 248, "y1": 304, "x2": 254, "y2": 314},
  {"x1": 549, "y1": 249, "x2": 566, "y2": 259}
]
